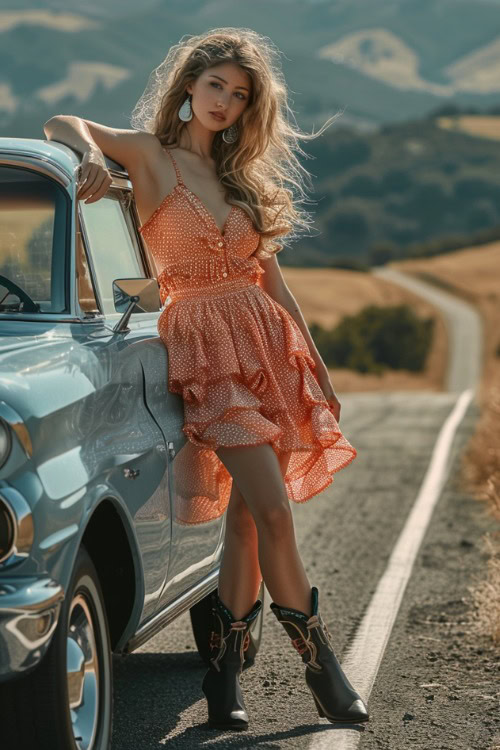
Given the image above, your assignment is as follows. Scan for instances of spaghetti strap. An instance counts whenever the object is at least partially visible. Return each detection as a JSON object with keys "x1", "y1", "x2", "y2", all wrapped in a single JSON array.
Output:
[{"x1": 164, "y1": 148, "x2": 185, "y2": 187}]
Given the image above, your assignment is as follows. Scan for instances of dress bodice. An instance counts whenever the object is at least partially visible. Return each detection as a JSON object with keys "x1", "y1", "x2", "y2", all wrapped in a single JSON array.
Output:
[{"x1": 138, "y1": 148, "x2": 264, "y2": 305}]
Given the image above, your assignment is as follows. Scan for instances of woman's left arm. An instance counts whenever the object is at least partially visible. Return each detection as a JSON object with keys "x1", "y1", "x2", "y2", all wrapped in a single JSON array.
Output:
[{"x1": 258, "y1": 254, "x2": 342, "y2": 421}]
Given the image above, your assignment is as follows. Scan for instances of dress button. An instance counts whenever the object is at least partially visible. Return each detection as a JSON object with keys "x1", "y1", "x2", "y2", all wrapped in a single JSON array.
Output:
[
  {"x1": 222, "y1": 272, "x2": 228, "y2": 277},
  {"x1": 218, "y1": 241, "x2": 224, "y2": 247}
]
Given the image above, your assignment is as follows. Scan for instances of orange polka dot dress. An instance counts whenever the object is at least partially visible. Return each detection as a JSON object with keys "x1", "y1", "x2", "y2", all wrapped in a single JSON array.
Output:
[{"x1": 138, "y1": 147, "x2": 357, "y2": 525}]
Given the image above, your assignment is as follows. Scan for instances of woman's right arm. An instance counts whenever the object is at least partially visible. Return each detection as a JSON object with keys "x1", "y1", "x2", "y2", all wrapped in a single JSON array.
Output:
[{"x1": 43, "y1": 115, "x2": 160, "y2": 203}]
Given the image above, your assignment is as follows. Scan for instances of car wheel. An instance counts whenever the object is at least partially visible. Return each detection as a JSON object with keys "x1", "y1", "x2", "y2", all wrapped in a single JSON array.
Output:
[
  {"x1": 190, "y1": 580, "x2": 265, "y2": 671},
  {"x1": 0, "y1": 545, "x2": 113, "y2": 750}
]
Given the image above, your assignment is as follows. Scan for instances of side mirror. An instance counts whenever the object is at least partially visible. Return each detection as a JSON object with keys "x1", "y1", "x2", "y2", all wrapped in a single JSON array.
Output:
[{"x1": 112, "y1": 278, "x2": 161, "y2": 333}]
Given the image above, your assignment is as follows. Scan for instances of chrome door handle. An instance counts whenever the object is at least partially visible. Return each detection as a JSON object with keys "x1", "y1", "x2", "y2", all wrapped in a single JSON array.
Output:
[{"x1": 123, "y1": 467, "x2": 140, "y2": 479}]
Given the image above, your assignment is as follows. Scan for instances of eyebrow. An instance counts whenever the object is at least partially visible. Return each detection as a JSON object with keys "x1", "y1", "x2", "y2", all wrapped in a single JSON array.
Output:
[{"x1": 208, "y1": 74, "x2": 250, "y2": 92}]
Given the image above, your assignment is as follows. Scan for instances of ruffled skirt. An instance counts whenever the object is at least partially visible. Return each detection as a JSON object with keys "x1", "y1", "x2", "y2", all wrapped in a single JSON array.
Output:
[{"x1": 158, "y1": 282, "x2": 357, "y2": 525}]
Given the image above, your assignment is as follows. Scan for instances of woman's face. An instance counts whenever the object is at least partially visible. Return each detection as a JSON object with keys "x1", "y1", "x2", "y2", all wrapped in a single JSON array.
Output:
[{"x1": 186, "y1": 62, "x2": 252, "y2": 132}]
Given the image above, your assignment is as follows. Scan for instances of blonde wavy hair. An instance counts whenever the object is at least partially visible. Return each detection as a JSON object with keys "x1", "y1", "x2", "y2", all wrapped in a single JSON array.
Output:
[{"x1": 130, "y1": 27, "x2": 343, "y2": 259}]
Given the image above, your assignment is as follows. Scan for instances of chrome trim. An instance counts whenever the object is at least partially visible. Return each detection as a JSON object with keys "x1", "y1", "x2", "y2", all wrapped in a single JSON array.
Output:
[
  {"x1": 0, "y1": 401, "x2": 33, "y2": 458},
  {"x1": 0, "y1": 499, "x2": 15, "y2": 564},
  {"x1": 0, "y1": 576, "x2": 64, "y2": 680},
  {"x1": 0, "y1": 314, "x2": 91, "y2": 323},
  {"x1": 0, "y1": 153, "x2": 71, "y2": 188},
  {"x1": 67, "y1": 593, "x2": 99, "y2": 748},
  {"x1": 0, "y1": 417, "x2": 12, "y2": 470},
  {"x1": 0, "y1": 487, "x2": 35, "y2": 567},
  {"x1": 124, "y1": 568, "x2": 219, "y2": 654},
  {"x1": 77, "y1": 201, "x2": 105, "y2": 315},
  {"x1": 108, "y1": 174, "x2": 132, "y2": 189}
]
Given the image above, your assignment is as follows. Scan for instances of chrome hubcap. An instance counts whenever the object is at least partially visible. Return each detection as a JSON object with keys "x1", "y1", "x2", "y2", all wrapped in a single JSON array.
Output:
[{"x1": 66, "y1": 593, "x2": 99, "y2": 750}]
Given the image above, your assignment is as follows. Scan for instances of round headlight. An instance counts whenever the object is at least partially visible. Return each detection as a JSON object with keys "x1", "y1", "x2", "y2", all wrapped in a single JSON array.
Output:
[
  {"x1": 0, "y1": 419, "x2": 12, "y2": 469},
  {"x1": 0, "y1": 499, "x2": 15, "y2": 563}
]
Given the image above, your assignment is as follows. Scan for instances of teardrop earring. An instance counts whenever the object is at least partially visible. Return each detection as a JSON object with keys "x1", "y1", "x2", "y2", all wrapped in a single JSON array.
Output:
[
  {"x1": 179, "y1": 94, "x2": 193, "y2": 122},
  {"x1": 222, "y1": 123, "x2": 238, "y2": 144}
]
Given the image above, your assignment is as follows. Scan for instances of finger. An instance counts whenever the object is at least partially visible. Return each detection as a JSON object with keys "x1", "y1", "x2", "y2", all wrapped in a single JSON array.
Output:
[
  {"x1": 77, "y1": 175, "x2": 95, "y2": 200},
  {"x1": 83, "y1": 175, "x2": 112, "y2": 203},
  {"x1": 76, "y1": 170, "x2": 90, "y2": 197},
  {"x1": 77, "y1": 167, "x2": 104, "y2": 199},
  {"x1": 78, "y1": 165, "x2": 107, "y2": 197}
]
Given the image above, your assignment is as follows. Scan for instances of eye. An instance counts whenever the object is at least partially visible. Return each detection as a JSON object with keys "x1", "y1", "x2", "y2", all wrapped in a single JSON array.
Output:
[{"x1": 210, "y1": 82, "x2": 246, "y2": 100}]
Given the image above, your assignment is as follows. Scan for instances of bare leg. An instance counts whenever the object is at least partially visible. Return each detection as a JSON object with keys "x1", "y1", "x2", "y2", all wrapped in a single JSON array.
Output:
[
  {"x1": 218, "y1": 480, "x2": 263, "y2": 620},
  {"x1": 215, "y1": 443, "x2": 312, "y2": 617}
]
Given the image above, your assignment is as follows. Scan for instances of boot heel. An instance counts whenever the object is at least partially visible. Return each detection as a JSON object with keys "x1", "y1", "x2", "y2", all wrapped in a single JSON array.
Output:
[{"x1": 311, "y1": 691, "x2": 325, "y2": 718}]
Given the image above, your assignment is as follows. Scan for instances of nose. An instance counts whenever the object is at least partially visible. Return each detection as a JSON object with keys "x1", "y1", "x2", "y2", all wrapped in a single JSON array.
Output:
[{"x1": 217, "y1": 95, "x2": 230, "y2": 109}]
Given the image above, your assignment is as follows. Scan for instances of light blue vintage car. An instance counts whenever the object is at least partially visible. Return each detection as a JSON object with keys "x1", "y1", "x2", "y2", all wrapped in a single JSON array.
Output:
[{"x1": 0, "y1": 137, "x2": 263, "y2": 749}]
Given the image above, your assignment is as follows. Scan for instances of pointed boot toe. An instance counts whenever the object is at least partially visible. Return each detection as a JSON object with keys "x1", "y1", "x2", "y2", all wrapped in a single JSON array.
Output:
[
  {"x1": 313, "y1": 694, "x2": 370, "y2": 724},
  {"x1": 346, "y1": 698, "x2": 370, "y2": 723}
]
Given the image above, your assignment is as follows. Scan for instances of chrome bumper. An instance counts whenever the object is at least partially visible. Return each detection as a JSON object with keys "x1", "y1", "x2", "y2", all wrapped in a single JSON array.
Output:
[{"x1": 0, "y1": 576, "x2": 64, "y2": 681}]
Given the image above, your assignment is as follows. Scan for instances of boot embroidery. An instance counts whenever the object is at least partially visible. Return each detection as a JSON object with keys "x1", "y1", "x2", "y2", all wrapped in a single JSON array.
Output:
[
  {"x1": 307, "y1": 615, "x2": 335, "y2": 652},
  {"x1": 291, "y1": 636, "x2": 308, "y2": 655},
  {"x1": 281, "y1": 619, "x2": 321, "y2": 669},
  {"x1": 229, "y1": 621, "x2": 247, "y2": 659},
  {"x1": 211, "y1": 612, "x2": 227, "y2": 669},
  {"x1": 209, "y1": 630, "x2": 222, "y2": 649}
]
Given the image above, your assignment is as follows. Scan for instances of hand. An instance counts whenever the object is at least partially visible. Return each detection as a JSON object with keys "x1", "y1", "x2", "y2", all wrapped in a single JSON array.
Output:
[
  {"x1": 316, "y1": 367, "x2": 341, "y2": 422},
  {"x1": 76, "y1": 145, "x2": 112, "y2": 203}
]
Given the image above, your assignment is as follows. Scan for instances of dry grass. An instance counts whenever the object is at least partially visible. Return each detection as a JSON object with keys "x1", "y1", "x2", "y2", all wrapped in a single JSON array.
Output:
[
  {"x1": 467, "y1": 533, "x2": 500, "y2": 645},
  {"x1": 281, "y1": 266, "x2": 448, "y2": 393},
  {"x1": 437, "y1": 114, "x2": 500, "y2": 142},
  {"x1": 390, "y1": 242, "x2": 500, "y2": 644}
]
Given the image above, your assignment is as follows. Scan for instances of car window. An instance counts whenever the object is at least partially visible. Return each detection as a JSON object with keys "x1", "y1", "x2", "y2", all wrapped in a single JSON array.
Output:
[
  {"x1": 0, "y1": 165, "x2": 69, "y2": 314},
  {"x1": 76, "y1": 226, "x2": 99, "y2": 315},
  {"x1": 80, "y1": 190, "x2": 146, "y2": 315}
]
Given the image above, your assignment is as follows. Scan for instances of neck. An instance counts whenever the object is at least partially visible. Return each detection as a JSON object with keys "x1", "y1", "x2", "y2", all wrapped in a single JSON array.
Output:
[{"x1": 179, "y1": 119, "x2": 217, "y2": 161}]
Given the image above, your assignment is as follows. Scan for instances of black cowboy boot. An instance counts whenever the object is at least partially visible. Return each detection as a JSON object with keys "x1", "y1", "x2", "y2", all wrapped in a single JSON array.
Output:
[
  {"x1": 270, "y1": 586, "x2": 370, "y2": 724},
  {"x1": 202, "y1": 590, "x2": 262, "y2": 730}
]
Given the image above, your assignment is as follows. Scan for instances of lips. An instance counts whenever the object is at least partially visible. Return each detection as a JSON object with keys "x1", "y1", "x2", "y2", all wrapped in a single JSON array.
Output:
[{"x1": 210, "y1": 112, "x2": 226, "y2": 121}]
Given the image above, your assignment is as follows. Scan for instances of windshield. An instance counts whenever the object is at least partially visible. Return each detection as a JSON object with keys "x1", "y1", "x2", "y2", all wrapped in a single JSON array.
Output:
[{"x1": 0, "y1": 165, "x2": 69, "y2": 314}]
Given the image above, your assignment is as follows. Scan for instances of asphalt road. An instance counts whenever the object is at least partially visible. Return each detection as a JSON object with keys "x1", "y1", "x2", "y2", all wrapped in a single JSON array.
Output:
[{"x1": 111, "y1": 271, "x2": 498, "y2": 749}]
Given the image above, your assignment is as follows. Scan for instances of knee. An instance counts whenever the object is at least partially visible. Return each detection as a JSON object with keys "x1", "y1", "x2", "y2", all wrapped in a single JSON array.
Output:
[
  {"x1": 255, "y1": 502, "x2": 294, "y2": 542},
  {"x1": 226, "y1": 503, "x2": 257, "y2": 541}
]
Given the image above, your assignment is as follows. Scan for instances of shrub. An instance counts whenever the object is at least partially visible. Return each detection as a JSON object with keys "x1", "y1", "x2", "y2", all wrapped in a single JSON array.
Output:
[{"x1": 311, "y1": 304, "x2": 435, "y2": 374}]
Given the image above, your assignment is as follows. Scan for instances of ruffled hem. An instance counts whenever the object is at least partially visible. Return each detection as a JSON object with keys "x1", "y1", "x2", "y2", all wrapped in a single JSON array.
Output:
[{"x1": 159, "y1": 284, "x2": 358, "y2": 525}]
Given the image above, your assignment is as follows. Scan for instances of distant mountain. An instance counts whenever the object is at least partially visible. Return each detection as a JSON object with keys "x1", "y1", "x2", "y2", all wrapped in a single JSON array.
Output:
[
  {"x1": 1, "y1": 0, "x2": 500, "y2": 137},
  {"x1": 318, "y1": 29, "x2": 500, "y2": 96}
]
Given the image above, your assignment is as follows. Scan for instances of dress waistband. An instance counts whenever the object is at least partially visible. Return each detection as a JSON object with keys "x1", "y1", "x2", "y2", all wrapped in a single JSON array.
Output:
[{"x1": 167, "y1": 276, "x2": 258, "y2": 303}]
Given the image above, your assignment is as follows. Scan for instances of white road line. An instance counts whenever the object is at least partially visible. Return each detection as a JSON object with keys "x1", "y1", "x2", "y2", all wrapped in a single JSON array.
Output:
[{"x1": 308, "y1": 388, "x2": 475, "y2": 749}]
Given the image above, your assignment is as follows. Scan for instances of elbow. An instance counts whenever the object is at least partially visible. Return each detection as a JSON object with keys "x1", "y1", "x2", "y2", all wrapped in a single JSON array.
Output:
[
  {"x1": 43, "y1": 114, "x2": 74, "y2": 137},
  {"x1": 43, "y1": 115, "x2": 62, "y2": 138}
]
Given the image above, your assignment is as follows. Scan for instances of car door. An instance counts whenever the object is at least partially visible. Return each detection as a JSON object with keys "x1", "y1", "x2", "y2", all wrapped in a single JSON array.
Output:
[
  {"x1": 80, "y1": 181, "x2": 223, "y2": 615},
  {"x1": 78, "y1": 187, "x2": 173, "y2": 621},
  {"x1": 123, "y1": 192, "x2": 225, "y2": 609}
]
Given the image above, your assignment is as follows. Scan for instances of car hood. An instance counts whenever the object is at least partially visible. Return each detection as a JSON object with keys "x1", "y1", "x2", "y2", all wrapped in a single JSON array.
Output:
[{"x1": 0, "y1": 321, "x2": 107, "y2": 421}]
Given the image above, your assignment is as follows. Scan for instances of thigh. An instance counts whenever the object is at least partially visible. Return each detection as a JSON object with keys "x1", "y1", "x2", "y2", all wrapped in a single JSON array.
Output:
[{"x1": 215, "y1": 443, "x2": 290, "y2": 525}]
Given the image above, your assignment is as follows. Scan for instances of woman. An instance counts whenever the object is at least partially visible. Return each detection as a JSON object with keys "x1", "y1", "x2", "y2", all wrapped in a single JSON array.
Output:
[{"x1": 44, "y1": 27, "x2": 369, "y2": 731}]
